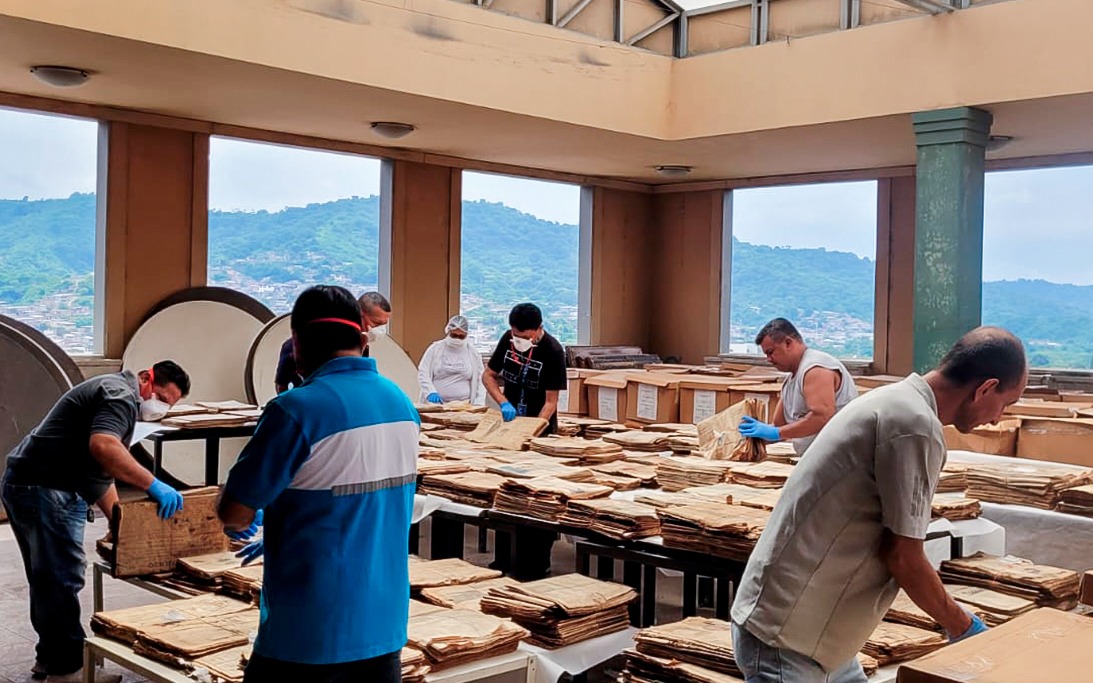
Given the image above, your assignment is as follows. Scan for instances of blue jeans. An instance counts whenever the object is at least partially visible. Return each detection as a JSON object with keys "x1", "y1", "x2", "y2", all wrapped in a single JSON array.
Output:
[
  {"x1": 1, "y1": 476, "x2": 89, "y2": 676},
  {"x1": 732, "y1": 622, "x2": 867, "y2": 683}
]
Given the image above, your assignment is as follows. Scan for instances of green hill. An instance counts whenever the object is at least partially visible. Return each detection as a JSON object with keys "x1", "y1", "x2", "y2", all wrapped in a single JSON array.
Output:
[{"x1": 2, "y1": 192, "x2": 1093, "y2": 367}]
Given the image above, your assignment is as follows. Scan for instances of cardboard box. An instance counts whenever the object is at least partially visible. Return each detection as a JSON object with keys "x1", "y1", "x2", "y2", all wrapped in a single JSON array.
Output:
[
  {"x1": 584, "y1": 372, "x2": 630, "y2": 423},
  {"x1": 1081, "y1": 570, "x2": 1093, "y2": 607},
  {"x1": 1016, "y1": 417, "x2": 1093, "y2": 466},
  {"x1": 625, "y1": 373, "x2": 682, "y2": 424},
  {"x1": 679, "y1": 376, "x2": 746, "y2": 424},
  {"x1": 943, "y1": 419, "x2": 1020, "y2": 456},
  {"x1": 728, "y1": 383, "x2": 781, "y2": 423},
  {"x1": 1060, "y1": 391, "x2": 1093, "y2": 403},
  {"x1": 559, "y1": 369, "x2": 601, "y2": 416},
  {"x1": 897, "y1": 608, "x2": 1093, "y2": 683},
  {"x1": 642, "y1": 363, "x2": 697, "y2": 374}
]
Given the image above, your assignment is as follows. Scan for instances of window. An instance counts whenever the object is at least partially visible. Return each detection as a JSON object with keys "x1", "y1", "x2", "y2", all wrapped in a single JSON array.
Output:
[
  {"x1": 727, "y1": 180, "x2": 878, "y2": 359},
  {"x1": 0, "y1": 107, "x2": 99, "y2": 354},
  {"x1": 461, "y1": 171, "x2": 581, "y2": 351},
  {"x1": 207, "y1": 137, "x2": 381, "y2": 313},
  {"x1": 982, "y1": 165, "x2": 1093, "y2": 370}
]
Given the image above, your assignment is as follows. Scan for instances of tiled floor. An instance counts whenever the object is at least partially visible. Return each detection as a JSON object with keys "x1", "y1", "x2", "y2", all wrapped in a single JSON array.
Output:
[{"x1": 0, "y1": 516, "x2": 158, "y2": 683}]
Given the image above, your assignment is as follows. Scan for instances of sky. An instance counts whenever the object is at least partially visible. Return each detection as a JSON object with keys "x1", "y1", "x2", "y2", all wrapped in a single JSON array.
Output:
[{"x1": 4, "y1": 106, "x2": 1093, "y2": 284}]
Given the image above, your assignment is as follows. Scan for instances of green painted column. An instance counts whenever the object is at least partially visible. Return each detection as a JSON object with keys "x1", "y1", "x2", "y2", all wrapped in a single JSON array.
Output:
[{"x1": 911, "y1": 107, "x2": 992, "y2": 373}]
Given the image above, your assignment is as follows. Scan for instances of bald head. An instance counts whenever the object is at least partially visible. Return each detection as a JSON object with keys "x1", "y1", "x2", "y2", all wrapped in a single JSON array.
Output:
[{"x1": 937, "y1": 326, "x2": 1027, "y2": 391}]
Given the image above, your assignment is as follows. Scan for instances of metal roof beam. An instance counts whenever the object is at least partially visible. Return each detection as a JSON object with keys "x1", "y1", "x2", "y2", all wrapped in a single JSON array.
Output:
[
  {"x1": 626, "y1": 11, "x2": 680, "y2": 46},
  {"x1": 893, "y1": 0, "x2": 956, "y2": 13}
]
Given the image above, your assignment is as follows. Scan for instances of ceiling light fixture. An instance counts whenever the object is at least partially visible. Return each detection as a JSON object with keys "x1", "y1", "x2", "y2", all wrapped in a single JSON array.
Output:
[
  {"x1": 987, "y1": 135, "x2": 1014, "y2": 152},
  {"x1": 370, "y1": 122, "x2": 415, "y2": 139},
  {"x1": 654, "y1": 165, "x2": 692, "y2": 178},
  {"x1": 30, "y1": 65, "x2": 90, "y2": 88}
]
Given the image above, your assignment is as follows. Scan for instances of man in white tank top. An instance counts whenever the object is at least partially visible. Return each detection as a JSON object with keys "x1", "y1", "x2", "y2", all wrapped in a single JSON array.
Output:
[{"x1": 739, "y1": 318, "x2": 858, "y2": 455}]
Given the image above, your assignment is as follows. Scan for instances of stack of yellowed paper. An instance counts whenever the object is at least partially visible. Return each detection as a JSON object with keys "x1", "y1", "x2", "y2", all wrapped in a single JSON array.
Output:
[
  {"x1": 191, "y1": 644, "x2": 250, "y2": 683},
  {"x1": 559, "y1": 498, "x2": 662, "y2": 539},
  {"x1": 420, "y1": 576, "x2": 522, "y2": 611},
  {"x1": 602, "y1": 430, "x2": 671, "y2": 453},
  {"x1": 658, "y1": 503, "x2": 769, "y2": 560},
  {"x1": 132, "y1": 609, "x2": 260, "y2": 665},
  {"x1": 406, "y1": 608, "x2": 528, "y2": 669},
  {"x1": 965, "y1": 461, "x2": 1093, "y2": 509},
  {"x1": 409, "y1": 558, "x2": 502, "y2": 591},
  {"x1": 528, "y1": 436, "x2": 625, "y2": 464},
  {"x1": 418, "y1": 472, "x2": 508, "y2": 507},
  {"x1": 419, "y1": 411, "x2": 485, "y2": 431},
  {"x1": 943, "y1": 584, "x2": 1037, "y2": 626},
  {"x1": 936, "y1": 462, "x2": 969, "y2": 494},
  {"x1": 931, "y1": 494, "x2": 982, "y2": 520},
  {"x1": 860, "y1": 622, "x2": 946, "y2": 665},
  {"x1": 1057, "y1": 483, "x2": 1093, "y2": 516},
  {"x1": 220, "y1": 564, "x2": 264, "y2": 603},
  {"x1": 696, "y1": 399, "x2": 767, "y2": 462},
  {"x1": 940, "y1": 553, "x2": 1081, "y2": 609},
  {"x1": 400, "y1": 647, "x2": 430, "y2": 683},
  {"x1": 465, "y1": 411, "x2": 549, "y2": 450},
  {"x1": 728, "y1": 461, "x2": 795, "y2": 489},
  {"x1": 655, "y1": 456, "x2": 736, "y2": 492},
  {"x1": 588, "y1": 460, "x2": 658, "y2": 486},
  {"x1": 485, "y1": 458, "x2": 594, "y2": 482},
  {"x1": 620, "y1": 649, "x2": 744, "y2": 683},
  {"x1": 632, "y1": 617, "x2": 741, "y2": 676},
  {"x1": 631, "y1": 490, "x2": 710, "y2": 509},
  {"x1": 494, "y1": 476, "x2": 613, "y2": 520},
  {"x1": 480, "y1": 574, "x2": 636, "y2": 648},
  {"x1": 91, "y1": 594, "x2": 254, "y2": 644},
  {"x1": 680, "y1": 483, "x2": 783, "y2": 511}
]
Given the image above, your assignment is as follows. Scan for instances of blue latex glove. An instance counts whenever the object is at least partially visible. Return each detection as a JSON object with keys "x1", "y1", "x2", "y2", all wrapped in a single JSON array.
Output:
[
  {"x1": 426, "y1": 392, "x2": 444, "y2": 404},
  {"x1": 146, "y1": 478, "x2": 184, "y2": 520},
  {"x1": 236, "y1": 539, "x2": 264, "y2": 566},
  {"x1": 225, "y1": 509, "x2": 263, "y2": 541},
  {"x1": 739, "y1": 415, "x2": 780, "y2": 441},
  {"x1": 500, "y1": 402, "x2": 517, "y2": 422},
  {"x1": 949, "y1": 613, "x2": 988, "y2": 643}
]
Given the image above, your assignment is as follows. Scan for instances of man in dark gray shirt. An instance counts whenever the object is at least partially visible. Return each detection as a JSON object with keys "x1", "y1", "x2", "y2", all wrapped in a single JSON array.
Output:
[{"x1": 2, "y1": 360, "x2": 191, "y2": 683}]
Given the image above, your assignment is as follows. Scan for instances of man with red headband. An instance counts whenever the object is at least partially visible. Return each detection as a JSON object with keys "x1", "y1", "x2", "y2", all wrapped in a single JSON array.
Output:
[
  {"x1": 219, "y1": 285, "x2": 418, "y2": 682},
  {"x1": 2, "y1": 360, "x2": 191, "y2": 683}
]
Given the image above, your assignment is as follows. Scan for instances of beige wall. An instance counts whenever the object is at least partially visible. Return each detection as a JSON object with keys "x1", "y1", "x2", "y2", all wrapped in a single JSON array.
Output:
[
  {"x1": 101, "y1": 122, "x2": 208, "y2": 357},
  {"x1": 589, "y1": 187, "x2": 654, "y2": 349},
  {"x1": 384, "y1": 160, "x2": 462, "y2": 364},
  {"x1": 648, "y1": 190, "x2": 724, "y2": 364}
]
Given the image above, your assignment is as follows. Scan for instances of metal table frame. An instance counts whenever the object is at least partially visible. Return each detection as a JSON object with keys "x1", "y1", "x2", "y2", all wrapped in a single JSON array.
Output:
[{"x1": 144, "y1": 425, "x2": 256, "y2": 486}]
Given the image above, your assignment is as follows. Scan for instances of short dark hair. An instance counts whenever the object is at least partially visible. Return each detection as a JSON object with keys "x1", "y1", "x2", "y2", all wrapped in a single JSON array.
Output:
[
  {"x1": 937, "y1": 326, "x2": 1027, "y2": 391},
  {"x1": 292, "y1": 286, "x2": 363, "y2": 374},
  {"x1": 152, "y1": 360, "x2": 190, "y2": 397},
  {"x1": 358, "y1": 291, "x2": 391, "y2": 314},
  {"x1": 509, "y1": 303, "x2": 543, "y2": 332},
  {"x1": 755, "y1": 318, "x2": 802, "y2": 346}
]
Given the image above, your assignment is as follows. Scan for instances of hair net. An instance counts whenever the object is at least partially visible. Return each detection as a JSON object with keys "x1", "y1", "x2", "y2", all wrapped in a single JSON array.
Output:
[{"x1": 445, "y1": 315, "x2": 470, "y2": 334}]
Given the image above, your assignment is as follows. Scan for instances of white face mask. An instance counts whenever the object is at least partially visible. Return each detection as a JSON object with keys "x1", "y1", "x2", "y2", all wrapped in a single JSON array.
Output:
[
  {"x1": 140, "y1": 397, "x2": 170, "y2": 422},
  {"x1": 445, "y1": 336, "x2": 467, "y2": 348},
  {"x1": 367, "y1": 325, "x2": 387, "y2": 343},
  {"x1": 511, "y1": 335, "x2": 535, "y2": 353}
]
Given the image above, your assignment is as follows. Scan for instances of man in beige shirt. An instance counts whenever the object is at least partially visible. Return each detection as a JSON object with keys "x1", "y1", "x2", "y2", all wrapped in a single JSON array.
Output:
[{"x1": 732, "y1": 327, "x2": 1027, "y2": 682}]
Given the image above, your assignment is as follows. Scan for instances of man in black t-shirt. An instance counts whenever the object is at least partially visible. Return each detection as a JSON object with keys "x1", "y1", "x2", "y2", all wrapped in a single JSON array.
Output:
[
  {"x1": 482, "y1": 303, "x2": 567, "y2": 580},
  {"x1": 3, "y1": 361, "x2": 191, "y2": 682},
  {"x1": 483, "y1": 303, "x2": 567, "y2": 436}
]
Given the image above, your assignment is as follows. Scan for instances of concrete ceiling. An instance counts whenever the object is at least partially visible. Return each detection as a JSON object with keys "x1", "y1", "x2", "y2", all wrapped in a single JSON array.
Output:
[{"x1": 2, "y1": 13, "x2": 1093, "y2": 185}]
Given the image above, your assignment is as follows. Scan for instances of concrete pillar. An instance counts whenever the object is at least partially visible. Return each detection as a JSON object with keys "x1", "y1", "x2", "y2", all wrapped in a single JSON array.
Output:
[{"x1": 911, "y1": 107, "x2": 992, "y2": 372}]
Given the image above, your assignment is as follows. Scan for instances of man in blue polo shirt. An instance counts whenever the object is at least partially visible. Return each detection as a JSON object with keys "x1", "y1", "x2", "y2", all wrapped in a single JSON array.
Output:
[{"x1": 218, "y1": 285, "x2": 418, "y2": 682}]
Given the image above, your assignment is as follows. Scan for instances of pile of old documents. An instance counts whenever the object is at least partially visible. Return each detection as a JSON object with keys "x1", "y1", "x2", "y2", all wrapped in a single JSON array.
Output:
[
  {"x1": 931, "y1": 495, "x2": 982, "y2": 521},
  {"x1": 418, "y1": 472, "x2": 507, "y2": 507},
  {"x1": 602, "y1": 431, "x2": 671, "y2": 453},
  {"x1": 400, "y1": 647, "x2": 430, "y2": 683},
  {"x1": 558, "y1": 499, "x2": 661, "y2": 539},
  {"x1": 656, "y1": 457, "x2": 735, "y2": 492},
  {"x1": 943, "y1": 584, "x2": 1037, "y2": 626},
  {"x1": 407, "y1": 608, "x2": 528, "y2": 669},
  {"x1": 658, "y1": 503, "x2": 769, "y2": 560},
  {"x1": 681, "y1": 483, "x2": 783, "y2": 511},
  {"x1": 589, "y1": 460, "x2": 658, "y2": 487},
  {"x1": 494, "y1": 476, "x2": 613, "y2": 521},
  {"x1": 696, "y1": 399, "x2": 766, "y2": 462},
  {"x1": 728, "y1": 461, "x2": 795, "y2": 489},
  {"x1": 936, "y1": 463, "x2": 969, "y2": 494},
  {"x1": 964, "y1": 462, "x2": 1093, "y2": 510},
  {"x1": 480, "y1": 573, "x2": 636, "y2": 648},
  {"x1": 884, "y1": 592, "x2": 941, "y2": 631},
  {"x1": 220, "y1": 564, "x2": 263, "y2": 603},
  {"x1": 620, "y1": 649, "x2": 744, "y2": 683},
  {"x1": 1056, "y1": 484, "x2": 1093, "y2": 516},
  {"x1": 159, "y1": 551, "x2": 259, "y2": 596},
  {"x1": 486, "y1": 459, "x2": 593, "y2": 482},
  {"x1": 529, "y1": 436, "x2": 625, "y2": 463},
  {"x1": 860, "y1": 622, "x2": 946, "y2": 665},
  {"x1": 420, "y1": 577, "x2": 522, "y2": 611},
  {"x1": 940, "y1": 553, "x2": 1081, "y2": 609},
  {"x1": 192, "y1": 644, "x2": 250, "y2": 683},
  {"x1": 410, "y1": 558, "x2": 502, "y2": 591},
  {"x1": 631, "y1": 617, "x2": 741, "y2": 677},
  {"x1": 420, "y1": 411, "x2": 484, "y2": 431}
]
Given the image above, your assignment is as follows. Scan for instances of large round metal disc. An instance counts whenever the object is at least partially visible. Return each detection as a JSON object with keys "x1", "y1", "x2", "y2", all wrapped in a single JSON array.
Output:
[
  {"x1": 122, "y1": 288, "x2": 273, "y2": 485},
  {"x1": 370, "y1": 334, "x2": 421, "y2": 401},
  {"x1": 0, "y1": 315, "x2": 82, "y2": 477},
  {"x1": 244, "y1": 314, "x2": 292, "y2": 406}
]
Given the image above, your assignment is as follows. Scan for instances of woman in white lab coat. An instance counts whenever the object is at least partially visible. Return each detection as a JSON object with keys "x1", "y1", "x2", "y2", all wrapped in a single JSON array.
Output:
[{"x1": 417, "y1": 315, "x2": 485, "y2": 405}]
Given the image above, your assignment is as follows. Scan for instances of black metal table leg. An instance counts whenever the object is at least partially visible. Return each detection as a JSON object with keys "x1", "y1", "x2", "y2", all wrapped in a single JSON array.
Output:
[
  {"x1": 642, "y1": 564, "x2": 657, "y2": 626},
  {"x1": 204, "y1": 437, "x2": 220, "y2": 486},
  {"x1": 716, "y1": 575, "x2": 732, "y2": 620},
  {"x1": 623, "y1": 561, "x2": 642, "y2": 626},
  {"x1": 682, "y1": 572, "x2": 698, "y2": 617}
]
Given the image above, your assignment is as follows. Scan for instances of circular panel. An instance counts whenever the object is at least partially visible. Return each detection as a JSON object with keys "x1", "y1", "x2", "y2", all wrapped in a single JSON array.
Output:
[
  {"x1": 244, "y1": 314, "x2": 292, "y2": 406},
  {"x1": 370, "y1": 334, "x2": 421, "y2": 401}
]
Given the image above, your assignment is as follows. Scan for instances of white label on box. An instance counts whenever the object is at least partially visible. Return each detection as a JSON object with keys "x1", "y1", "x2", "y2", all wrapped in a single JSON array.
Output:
[
  {"x1": 637, "y1": 384, "x2": 659, "y2": 421},
  {"x1": 692, "y1": 390, "x2": 718, "y2": 423},
  {"x1": 598, "y1": 387, "x2": 618, "y2": 422},
  {"x1": 558, "y1": 389, "x2": 571, "y2": 412},
  {"x1": 745, "y1": 392, "x2": 771, "y2": 422}
]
